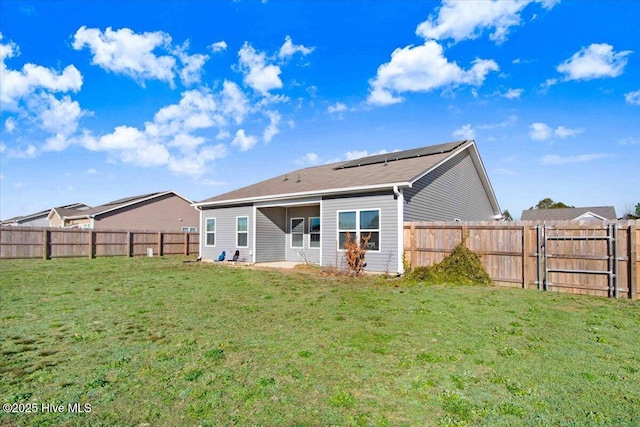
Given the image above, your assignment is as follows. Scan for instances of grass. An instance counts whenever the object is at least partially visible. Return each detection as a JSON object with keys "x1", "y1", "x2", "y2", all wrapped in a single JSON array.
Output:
[{"x1": 0, "y1": 257, "x2": 639, "y2": 426}]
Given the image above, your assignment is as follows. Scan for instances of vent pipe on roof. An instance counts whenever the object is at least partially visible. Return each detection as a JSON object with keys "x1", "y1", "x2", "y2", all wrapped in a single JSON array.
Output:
[
  {"x1": 296, "y1": 174, "x2": 301, "y2": 183},
  {"x1": 284, "y1": 174, "x2": 288, "y2": 181}
]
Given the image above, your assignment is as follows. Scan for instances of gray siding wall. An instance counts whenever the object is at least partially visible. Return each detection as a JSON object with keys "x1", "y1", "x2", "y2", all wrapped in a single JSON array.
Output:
[
  {"x1": 404, "y1": 150, "x2": 496, "y2": 221},
  {"x1": 321, "y1": 191, "x2": 399, "y2": 273},
  {"x1": 285, "y1": 205, "x2": 321, "y2": 264},
  {"x1": 200, "y1": 205, "x2": 253, "y2": 261},
  {"x1": 96, "y1": 194, "x2": 200, "y2": 231},
  {"x1": 256, "y1": 207, "x2": 286, "y2": 262}
]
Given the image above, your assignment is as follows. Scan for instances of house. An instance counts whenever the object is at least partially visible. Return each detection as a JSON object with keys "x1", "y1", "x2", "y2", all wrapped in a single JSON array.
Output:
[
  {"x1": 193, "y1": 139, "x2": 501, "y2": 274},
  {"x1": 1, "y1": 203, "x2": 90, "y2": 227},
  {"x1": 48, "y1": 191, "x2": 199, "y2": 231},
  {"x1": 520, "y1": 206, "x2": 617, "y2": 223}
]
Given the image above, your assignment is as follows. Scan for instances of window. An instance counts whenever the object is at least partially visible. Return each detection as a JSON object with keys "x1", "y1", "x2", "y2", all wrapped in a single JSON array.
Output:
[
  {"x1": 309, "y1": 217, "x2": 320, "y2": 248},
  {"x1": 338, "y1": 209, "x2": 380, "y2": 251},
  {"x1": 205, "y1": 218, "x2": 216, "y2": 246},
  {"x1": 291, "y1": 218, "x2": 304, "y2": 248},
  {"x1": 181, "y1": 226, "x2": 197, "y2": 232},
  {"x1": 237, "y1": 217, "x2": 248, "y2": 247},
  {"x1": 359, "y1": 210, "x2": 380, "y2": 250}
]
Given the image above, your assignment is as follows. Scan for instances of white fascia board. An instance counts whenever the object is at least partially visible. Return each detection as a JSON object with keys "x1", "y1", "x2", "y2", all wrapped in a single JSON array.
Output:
[
  {"x1": 255, "y1": 197, "x2": 321, "y2": 208},
  {"x1": 193, "y1": 182, "x2": 412, "y2": 209},
  {"x1": 574, "y1": 212, "x2": 606, "y2": 221}
]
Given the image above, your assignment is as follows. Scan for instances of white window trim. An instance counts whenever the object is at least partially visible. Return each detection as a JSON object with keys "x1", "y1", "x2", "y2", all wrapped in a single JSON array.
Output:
[
  {"x1": 308, "y1": 216, "x2": 321, "y2": 250},
  {"x1": 290, "y1": 217, "x2": 305, "y2": 249},
  {"x1": 205, "y1": 218, "x2": 216, "y2": 247},
  {"x1": 182, "y1": 226, "x2": 197, "y2": 232},
  {"x1": 236, "y1": 216, "x2": 249, "y2": 248},
  {"x1": 337, "y1": 209, "x2": 381, "y2": 252}
]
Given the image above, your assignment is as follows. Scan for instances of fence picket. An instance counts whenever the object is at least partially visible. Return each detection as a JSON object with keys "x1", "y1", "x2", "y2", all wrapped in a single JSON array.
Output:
[
  {"x1": 403, "y1": 220, "x2": 639, "y2": 299},
  {"x1": 1, "y1": 227, "x2": 199, "y2": 260}
]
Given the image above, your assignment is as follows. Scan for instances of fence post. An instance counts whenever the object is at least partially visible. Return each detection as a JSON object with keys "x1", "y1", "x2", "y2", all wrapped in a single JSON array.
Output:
[
  {"x1": 410, "y1": 223, "x2": 417, "y2": 269},
  {"x1": 184, "y1": 233, "x2": 190, "y2": 256},
  {"x1": 127, "y1": 231, "x2": 133, "y2": 257},
  {"x1": 43, "y1": 229, "x2": 51, "y2": 260},
  {"x1": 158, "y1": 232, "x2": 164, "y2": 257},
  {"x1": 629, "y1": 225, "x2": 638, "y2": 300},
  {"x1": 522, "y1": 225, "x2": 529, "y2": 289},
  {"x1": 88, "y1": 231, "x2": 95, "y2": 259}
]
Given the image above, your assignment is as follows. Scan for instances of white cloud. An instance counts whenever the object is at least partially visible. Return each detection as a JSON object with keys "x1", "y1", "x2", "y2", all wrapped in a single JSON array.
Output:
[
  {"x1": 492, "y1": 167, "x2": 516, "y2": 175},
  {"x1": 540, "y1": 153, "x2": 611, "y2": 165},
  {"x1": 38, "y1": 94, "x2": 85, "y2": 142},
  {"x1": 295, "y1": 152, "x2": 320, "y2": 166},
  {"x1": 554, "y1": 126, "x2": 584, "y2": 138},
  {"x1": 344, "y1": 149, "x2": 390, "y2": 161},
  {"x1": 529, "y1": 122, "x2": 552, "y2": 140},
  {"x1": 173, "y1": 41, "x2": 209, "y2": 86},
  {"x1": 72, "y1": 87, "x2": 249, "y2": 174},
  {"x1": 556, "y1": 43, "x2": 632, "y2": 81},
  {"x1": 367, "y1": 40, "x2": 499, "y2": 105},
  {"x1": 278, "y1": 36, "x2": 314, "y2": 59},
  {"x1": 624, "y1": 90, "x2": 640, "y2": 105},
  {"x1": 148, "y1": 89, "x2": 223, "y2": 138},
  {"x1": 237, "y1": 42, "x2": 282, "y2": 95},
  {"x1": 210, "y1": 41, "x2": 228, "y2": 53},
  {"x1": 1, "y1": 34, "x2": 83, "y2": 109},
  {"x1": 167, "y1": 144, "x2": 227, "y2": 176},
  {"x1": 530, "y1": 122, "x2": 584, "y2": 141},
  {"x1": 72, "y1": 26, "x2": 177, "y2": 86},
  {"x1": 620, "y1": 137, "x2": 639, "y2": 146},
  {"x1": 86, "y1": 168, "x2": 97, "y2": 174},
  {"x1": 501, "y1": 88, "x2": 523, "y2": 99},
  {"x1": 262, "y1": 110, "x2": 281, "y2": 143},
  {"x1": 220, "y1": 80, "x2": 250, "y2": 124},
  {"x1": 452, "y1": 124, "x2": 476, "y2": 140},
  {"x1": 5, "y1": 117, "x2": 16, "y2": 133},
  {"x1": 231, "y1": 129, "x2": 257, "y2": 151},
  {"x1": 327, "y1": 102, "x2": 348, "y2": 114},
  {"x1": 415, "y1": 0, "x2": 557, "y2": 44},
  {"x1": 478, "y1": 115, "x2": 517, "y2": 130}
]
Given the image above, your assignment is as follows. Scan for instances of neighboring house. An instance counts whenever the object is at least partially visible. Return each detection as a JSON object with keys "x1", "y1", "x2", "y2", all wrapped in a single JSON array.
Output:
[
  {"x1": 1, "y1": 203, "x2": 90, "y2": 227},
  {"x1": 48, "y1": 191, "x2": 199, "y2": 231},
  {"x1": 193, "y1": 139, "x2": 501, "y2": 273},
  {"x1": 520, "y1": 206, "x2": 617, "y2": 223}
]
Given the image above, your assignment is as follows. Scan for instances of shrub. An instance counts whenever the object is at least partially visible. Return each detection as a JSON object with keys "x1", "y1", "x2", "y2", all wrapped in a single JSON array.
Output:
[
  {"x1": 407, "y1": 240, "x2": 491, "y2": 286},
  {"x1": 343, "y1": 232, "x2": 371, "y2": 276}
]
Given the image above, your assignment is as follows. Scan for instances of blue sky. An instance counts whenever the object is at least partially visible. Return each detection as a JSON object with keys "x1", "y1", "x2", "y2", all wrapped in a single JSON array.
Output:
[{"x1": 1, "y1": 0, "x2": 639, "y2": 221}]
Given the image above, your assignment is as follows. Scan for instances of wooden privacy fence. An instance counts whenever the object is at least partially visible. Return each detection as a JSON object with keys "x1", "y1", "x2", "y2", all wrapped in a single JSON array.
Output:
[
  {"x1": 404, "y1": 220, "x2": 639, "y2": 299},
  {"x1": 0, "y1": 227, "x2": 199, "y2": 259}
]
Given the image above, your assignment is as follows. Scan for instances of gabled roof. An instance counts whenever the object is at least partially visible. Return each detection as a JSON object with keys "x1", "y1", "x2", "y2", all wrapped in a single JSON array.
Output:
[
  {"x1": 195, "y1": 140, "x2": 500, "y2": 215},
  {"x1": 520, "y1": 206, "x2": 617, "y2": 221},
  {"x1": 4, "y1": 203, "x2": 89, "y2": 224},
  {"x1": 56, "y1": 191, "x2": 193, "y2": 220}
]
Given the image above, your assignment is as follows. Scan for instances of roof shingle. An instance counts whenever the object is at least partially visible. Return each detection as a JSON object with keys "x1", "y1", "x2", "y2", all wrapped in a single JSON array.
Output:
[{"x1": 198, "y1": 140, "x2": 469, "y2": 204}]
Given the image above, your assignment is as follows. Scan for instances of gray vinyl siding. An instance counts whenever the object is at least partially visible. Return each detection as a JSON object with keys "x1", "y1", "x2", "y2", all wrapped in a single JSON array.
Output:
[
  {"x1": 256, "y1": 207, "x2": 286, "y2": 262},
  {"x1": 285, "y1": 205, "x2": 321, "y2": 264},
  {"x1": 321, "y1": 191, "x2": 399, "y2": 273},
  {"x1": 200, "y1": 205, "x2": 253, "y2": 261},
  {"x1": 404, "y1": 149, "x2": 495, "y2": 221}
]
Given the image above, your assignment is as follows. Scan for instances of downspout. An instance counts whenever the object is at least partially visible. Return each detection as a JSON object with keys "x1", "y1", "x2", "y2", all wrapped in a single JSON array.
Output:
[
  {"x1": 393, "y1": 185, "x2": 404, "y2": 275},
  {"x1": 392, "y1": 185, "x2": 401, "y2": 199}
]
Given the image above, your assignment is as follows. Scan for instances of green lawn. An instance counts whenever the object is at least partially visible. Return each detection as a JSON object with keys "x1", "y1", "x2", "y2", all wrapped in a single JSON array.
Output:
[{"x1": 1, "y1": 257, "x2": 639, "y2": 426}]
